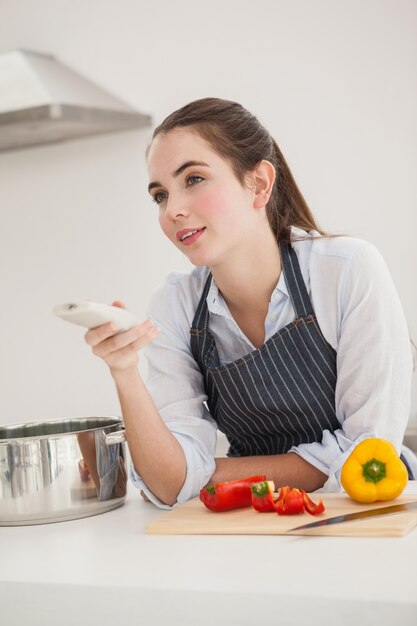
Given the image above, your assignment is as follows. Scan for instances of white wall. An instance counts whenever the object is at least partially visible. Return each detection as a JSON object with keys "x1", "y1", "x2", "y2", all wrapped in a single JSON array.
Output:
[{"x1": 0, "y1": 0, "x2": 416, "y2": 427}]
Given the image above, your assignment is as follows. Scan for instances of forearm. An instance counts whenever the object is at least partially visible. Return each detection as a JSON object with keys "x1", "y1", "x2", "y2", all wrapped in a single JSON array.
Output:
[
  {"x1": 210, "y1": 452, "x2": 328, "y2": 492},
  {"x1": 112, "y1": 368, "x2": 186, "y2": 506}
]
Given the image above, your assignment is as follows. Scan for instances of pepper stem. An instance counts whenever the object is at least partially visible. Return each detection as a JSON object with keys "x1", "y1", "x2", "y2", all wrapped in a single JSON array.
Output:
[
  {"x1": 251, "y1": 481, "x2": 268, "y2": 498},
  {"x1": 362, "y1": 457, "x2": 386, "y2": 483}
]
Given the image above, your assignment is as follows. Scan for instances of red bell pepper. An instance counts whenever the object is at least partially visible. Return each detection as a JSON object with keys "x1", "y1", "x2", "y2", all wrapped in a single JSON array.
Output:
[
  {"x1": 199, "y1": 475, "x2": 266, "y2": 512},
  {"x1": 302, "y1": 490, "x2": 325, "y2": 515},
  {"x1": 276, "y1": 487, "x2": 304, "y2": 515},
  {"x1": 251, "y1": 480, "x2": 277, "y2": 512}
]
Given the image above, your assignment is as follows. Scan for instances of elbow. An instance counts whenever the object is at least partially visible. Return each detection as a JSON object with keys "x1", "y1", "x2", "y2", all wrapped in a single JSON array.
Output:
[
  {"x1": 147, "y1": 474, "x2": 185, "y2": 508},
  {"x1": 291, "y1": 453, "x2": 328, "y2": 492},
  {"x1": 161, "y1": 496, "x2": 179, "y2": 507},
  {"x1": 302, "y1": 467, "x2": 328, "y2": 492},
  {"x1": 140, "y1": 484, "x2": 180, "y2": 508},
  {"x1": 308, "y1": 472, "x2": 328, "y2": 492},
  {"x1": 156, "y1": 484, "x2": 180, "y2": 507}
]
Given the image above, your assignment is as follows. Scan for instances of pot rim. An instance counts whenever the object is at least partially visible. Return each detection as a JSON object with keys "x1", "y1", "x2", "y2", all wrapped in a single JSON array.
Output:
[{"x1": 0, "y1": 415, "x2": 124, "y2": 443}]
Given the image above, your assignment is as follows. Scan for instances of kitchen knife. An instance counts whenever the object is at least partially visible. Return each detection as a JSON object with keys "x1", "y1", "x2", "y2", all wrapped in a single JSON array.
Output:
[{"x1": 288, "y1": 501, "x2": 417, "y2": 533}]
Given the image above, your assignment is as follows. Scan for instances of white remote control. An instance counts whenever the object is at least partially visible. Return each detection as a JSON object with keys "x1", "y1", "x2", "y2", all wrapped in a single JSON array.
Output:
[{"x1": 53, "y1": 301, "x2": 139, "y2": 332}]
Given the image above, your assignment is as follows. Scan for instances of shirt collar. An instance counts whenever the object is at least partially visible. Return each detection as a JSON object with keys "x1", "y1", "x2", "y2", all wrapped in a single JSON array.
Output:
[
  {"x1": 207, "y1": 271, "x2": 288, "y2": 318},
  {"x1": 275, "y1": 270, "x2": 288, "y2": 299},
  {"x1": 207, "y1": 276, "x2": 227, "y2": 317}
]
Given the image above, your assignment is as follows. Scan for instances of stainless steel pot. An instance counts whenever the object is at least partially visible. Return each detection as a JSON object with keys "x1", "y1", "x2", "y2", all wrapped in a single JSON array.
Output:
[{"x1": 0, "y1": 416, "x2": 127, "y2": 526}]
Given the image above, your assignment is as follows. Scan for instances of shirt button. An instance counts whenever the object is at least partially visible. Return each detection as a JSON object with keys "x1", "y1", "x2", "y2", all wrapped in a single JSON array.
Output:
[
  {"x1": 273, "y1": 293, "x2": 282, "y2": 302},
  {"x1": 269, "y1": 314, "x2": 277, "y2": 321}
]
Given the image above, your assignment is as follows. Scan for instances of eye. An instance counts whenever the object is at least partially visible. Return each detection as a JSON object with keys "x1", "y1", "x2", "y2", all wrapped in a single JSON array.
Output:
[
  {"x1": 151, "y1": 191, "x2": 167, "y2": 205},
  {"x1": 150, "y1": 175, "x2": 204, "y2": 205},
  {"x1": 186, "y1": 174, "x2": 204, "y2": 187}
]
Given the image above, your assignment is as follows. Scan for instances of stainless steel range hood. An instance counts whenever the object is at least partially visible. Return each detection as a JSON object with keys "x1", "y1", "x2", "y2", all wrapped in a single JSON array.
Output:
[{"x1": 0, "y1": 49, "x2": 152, "y2": 152}]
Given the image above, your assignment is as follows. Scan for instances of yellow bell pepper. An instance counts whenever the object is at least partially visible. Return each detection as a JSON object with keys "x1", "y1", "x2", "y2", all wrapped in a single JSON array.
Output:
[{"x1": 341, "y1": 438, "x2": 408, "y2": 503}]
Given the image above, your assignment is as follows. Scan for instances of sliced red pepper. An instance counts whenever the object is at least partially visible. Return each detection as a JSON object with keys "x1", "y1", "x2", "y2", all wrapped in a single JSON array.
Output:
[
  {"x1": 276, "y1": 487, "x2": 304, "y2": 515},
  {"x1": 251, "y1": 480, "x2": 277, "y2": 512},
  {"x1": 301, "y1": 490, "x2": 325, "y2": 515},
  {"x1": 276, "y1": 485, "x2": 290, "y2": 505},
  {"x1": 199, "y1": 475, "x2": 267, "y2": 512}
]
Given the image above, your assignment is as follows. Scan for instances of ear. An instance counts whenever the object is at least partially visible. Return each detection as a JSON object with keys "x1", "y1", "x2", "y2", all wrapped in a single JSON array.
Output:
[{"x1": 250, "y1": 160, "x2": 276, "y2": 209}]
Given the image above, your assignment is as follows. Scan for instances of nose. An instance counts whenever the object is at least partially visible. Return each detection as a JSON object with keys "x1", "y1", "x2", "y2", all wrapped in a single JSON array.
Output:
[{"x1": 164, "y1": 194, "x2": 189, "y2": 222}]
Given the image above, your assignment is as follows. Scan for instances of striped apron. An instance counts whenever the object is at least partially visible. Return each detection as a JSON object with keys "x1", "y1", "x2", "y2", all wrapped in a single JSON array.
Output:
[{"x1": 190, "y1": 243, "x2": 341, "y2": 457}]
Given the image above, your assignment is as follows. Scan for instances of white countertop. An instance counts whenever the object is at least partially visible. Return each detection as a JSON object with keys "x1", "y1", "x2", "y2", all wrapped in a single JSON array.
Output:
[{"x1": 2, "y1": 482, "x2": 417, "y2": 626}]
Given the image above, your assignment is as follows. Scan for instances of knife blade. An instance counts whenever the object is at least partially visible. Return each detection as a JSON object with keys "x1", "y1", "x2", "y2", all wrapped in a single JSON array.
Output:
[{"x1": 288, "y1": 501, "x2": 417, "y2": 533}]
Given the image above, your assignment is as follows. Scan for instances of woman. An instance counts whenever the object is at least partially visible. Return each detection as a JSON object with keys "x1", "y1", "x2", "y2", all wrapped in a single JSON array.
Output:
[{"x1": 85, "y1": 97, "x2": 415, "y2": 508}]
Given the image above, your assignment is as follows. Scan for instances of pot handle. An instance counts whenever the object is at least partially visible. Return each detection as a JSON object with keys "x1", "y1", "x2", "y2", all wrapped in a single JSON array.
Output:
[{"x1": 105, "y1": 429, "x2": 126, "y2": 445}]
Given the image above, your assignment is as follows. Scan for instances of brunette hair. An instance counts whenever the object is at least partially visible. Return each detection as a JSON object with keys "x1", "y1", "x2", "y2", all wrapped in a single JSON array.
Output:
[{"x1": 146, "y1": 97, "x2": 328, "y2": 243}]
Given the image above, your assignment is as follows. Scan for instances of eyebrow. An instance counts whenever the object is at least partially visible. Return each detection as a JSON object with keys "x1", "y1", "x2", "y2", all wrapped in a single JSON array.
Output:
[{"x1": 148, "y1": 161, "x2": 210, "y2": 194}]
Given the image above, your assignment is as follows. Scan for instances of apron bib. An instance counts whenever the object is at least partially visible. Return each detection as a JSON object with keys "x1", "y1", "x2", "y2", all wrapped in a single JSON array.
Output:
[{"x1": 190, "y1": 243, "x2": 340, "y2": 457}]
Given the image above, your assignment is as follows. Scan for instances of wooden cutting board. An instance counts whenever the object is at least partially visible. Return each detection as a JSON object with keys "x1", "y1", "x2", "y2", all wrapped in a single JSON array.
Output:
[{"x1": 146, "y1": 494, "x2": 417, "y2": 537}]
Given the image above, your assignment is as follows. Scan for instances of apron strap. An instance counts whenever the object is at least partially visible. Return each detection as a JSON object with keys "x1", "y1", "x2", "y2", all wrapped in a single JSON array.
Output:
[
  {"x1": 191, "y1": 272, "x2": 212, "y2": 330},
  {"x1": 280, "y1": 243, "x2": 314, "y2": 318}
]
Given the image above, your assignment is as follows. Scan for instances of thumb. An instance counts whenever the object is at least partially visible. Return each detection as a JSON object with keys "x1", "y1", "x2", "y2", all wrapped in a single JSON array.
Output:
[{"x1": 111, "y1": 300, "x2": 126, "y2": 309}]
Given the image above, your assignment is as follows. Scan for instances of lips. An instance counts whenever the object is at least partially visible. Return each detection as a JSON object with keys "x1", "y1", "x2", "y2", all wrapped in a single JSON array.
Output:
[{"x1": 176, "y1": 227, "x2": 206, "y2": 243}]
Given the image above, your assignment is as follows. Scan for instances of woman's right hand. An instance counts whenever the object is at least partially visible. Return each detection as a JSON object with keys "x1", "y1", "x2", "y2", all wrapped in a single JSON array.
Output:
[{"x1": 84, "y1": 301, "x2": 160, "y2": 374}]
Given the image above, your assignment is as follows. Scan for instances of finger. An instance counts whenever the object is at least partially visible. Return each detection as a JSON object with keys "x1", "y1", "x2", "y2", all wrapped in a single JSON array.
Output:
[
  {"x1": 108, "y1": 323, "x2": 160, "y2": 354},
  {"x1": 94, "y1": 326, "x2": 160, "y2": 360},
  {"x1": 84, "y1": 323, "x2": 117, "y2": 347},
  {"x1": 129, "y1": 326, "x2": 161, "y2": 352},
  {"x1": 91, "y1": 321, "x2": 159, "y2": 357},
  {"x1": 105, "y1": 329, "x2": 159, "y2": 359}
]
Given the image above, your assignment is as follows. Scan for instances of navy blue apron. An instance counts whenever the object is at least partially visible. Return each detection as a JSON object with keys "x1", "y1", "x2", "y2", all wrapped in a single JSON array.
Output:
[{"x1": 190, "y1": 243, "x2": 341, "y2": 457}]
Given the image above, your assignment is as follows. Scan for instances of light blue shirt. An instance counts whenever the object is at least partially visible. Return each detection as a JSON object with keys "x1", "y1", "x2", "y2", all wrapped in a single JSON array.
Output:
[{"x1": 131, "y1": 228, "x2": 415, "y2": 508}]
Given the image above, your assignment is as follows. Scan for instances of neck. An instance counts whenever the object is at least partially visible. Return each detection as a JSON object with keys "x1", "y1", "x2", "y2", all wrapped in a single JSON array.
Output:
[{"x1": 211, "y1": 226, "x2": 281, "y2": 316}]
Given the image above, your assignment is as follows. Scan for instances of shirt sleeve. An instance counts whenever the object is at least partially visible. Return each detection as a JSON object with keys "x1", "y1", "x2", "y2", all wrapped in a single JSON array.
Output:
[
  {"x1": 290, "y1": 242, "x2": 414, "y2": 490},
  {"x1": 130, "y1": 276, "x2": 217, "y2": 508}
]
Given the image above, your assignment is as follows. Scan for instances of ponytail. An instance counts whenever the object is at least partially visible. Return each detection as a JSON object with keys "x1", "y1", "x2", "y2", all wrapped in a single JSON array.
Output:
[{"x1": 267, "y1": 138, "x2": 327, "y2": 243}]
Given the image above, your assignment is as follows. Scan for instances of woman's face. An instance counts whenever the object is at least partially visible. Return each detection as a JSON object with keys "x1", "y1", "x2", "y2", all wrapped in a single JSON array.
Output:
[{"x1": 147, "y1": 128, "x2": 260, "y2": 268}]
